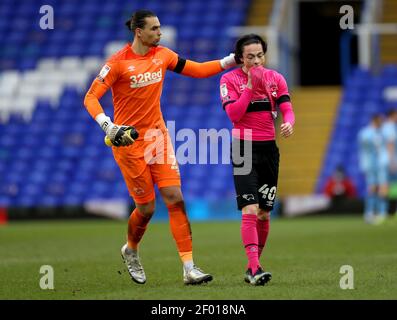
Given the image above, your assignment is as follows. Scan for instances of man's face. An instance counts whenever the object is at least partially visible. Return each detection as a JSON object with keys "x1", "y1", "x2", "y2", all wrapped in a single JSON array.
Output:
[
  {"x1": 242, "y1": 43, "x2": 265, "y2": 69},
  {"x1": 137, "y1": 16, "x2": 162, "y2": 47}
]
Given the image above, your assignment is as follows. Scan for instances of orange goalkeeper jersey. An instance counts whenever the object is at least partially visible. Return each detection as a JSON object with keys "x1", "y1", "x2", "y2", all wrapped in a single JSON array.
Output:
[{"x1": 85, "y1": 44, "x2": 179, "y2": 137}]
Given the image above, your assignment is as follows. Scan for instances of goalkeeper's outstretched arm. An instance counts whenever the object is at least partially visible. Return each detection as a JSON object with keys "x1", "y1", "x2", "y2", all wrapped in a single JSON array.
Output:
[{"x1": 173, "y1": 54, "x2": 238, "y2": 78}]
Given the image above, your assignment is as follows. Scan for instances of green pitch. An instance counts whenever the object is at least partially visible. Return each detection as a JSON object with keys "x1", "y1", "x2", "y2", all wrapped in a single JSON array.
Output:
[{"x1": 0, "y1": 215, "x2": 396, "y2": 300}]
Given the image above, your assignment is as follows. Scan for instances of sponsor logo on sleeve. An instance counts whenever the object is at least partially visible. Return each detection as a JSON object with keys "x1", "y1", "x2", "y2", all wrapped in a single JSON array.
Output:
[
  {"x1": 97, "y1": 64, "x2": 111, "y2": 82},
  {"x1": 220, "y1": 83, "x2": 228, "y2": 98}
]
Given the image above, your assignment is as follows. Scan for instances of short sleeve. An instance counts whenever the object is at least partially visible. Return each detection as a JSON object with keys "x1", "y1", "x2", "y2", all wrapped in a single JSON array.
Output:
[{"x1": 220, "y1": 74, "x2": 240, "y2": 109}]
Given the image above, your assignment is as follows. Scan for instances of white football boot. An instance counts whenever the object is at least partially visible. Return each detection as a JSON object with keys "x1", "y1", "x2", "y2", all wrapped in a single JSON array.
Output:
[
  {"x1": 183, "y1": 265, "x2": 213, "y2": 285},
  {"x1": 121, "y1": 244, "x2": 146, "y2": 284}
]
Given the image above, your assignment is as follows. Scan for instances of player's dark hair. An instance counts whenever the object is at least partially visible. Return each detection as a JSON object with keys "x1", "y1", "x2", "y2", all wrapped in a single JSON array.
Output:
[
  {"x1": 234, "y1": 34, "x2": 268, "y2": 64},
  {"x1": 125, "y1": 9, "x2": 157, "y2": 32}
]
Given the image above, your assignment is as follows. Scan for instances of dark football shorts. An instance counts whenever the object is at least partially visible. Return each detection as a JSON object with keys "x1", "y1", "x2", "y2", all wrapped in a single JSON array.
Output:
[{"x1": 231, "y1": 138, "x2": 280, "y2": 211}]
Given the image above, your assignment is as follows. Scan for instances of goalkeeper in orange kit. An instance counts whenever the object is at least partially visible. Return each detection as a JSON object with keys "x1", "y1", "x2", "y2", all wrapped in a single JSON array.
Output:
[{"x1": 83, "y1": 9, "x2": 238, "y2": 285}]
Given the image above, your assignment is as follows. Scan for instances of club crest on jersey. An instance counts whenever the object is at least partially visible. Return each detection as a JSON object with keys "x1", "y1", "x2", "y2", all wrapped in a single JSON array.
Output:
[
  {"x1": 152, "y1": 59, "x2": 163, "y2": 66},
  {"x1": 267, "y1": 83, "x2": 278, "y2": 97},
  {"x1": 97, "y1": 64, "x2": 111, "y2": 82},
  {"x1": 130, "y1": 69, "x2": 162, "y2": 88}
]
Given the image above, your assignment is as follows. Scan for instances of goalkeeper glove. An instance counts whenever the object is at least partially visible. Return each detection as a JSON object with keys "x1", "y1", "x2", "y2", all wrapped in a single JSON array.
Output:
[
  {"x1": 95, "y1": 113, "x2": 139, "y2": 147},
  {"x1": 220, "y1": 53, "x2": 240, "y2": 69},
  {"x1": 106, "y1": 124, "x2": 138, "y2": 147}
]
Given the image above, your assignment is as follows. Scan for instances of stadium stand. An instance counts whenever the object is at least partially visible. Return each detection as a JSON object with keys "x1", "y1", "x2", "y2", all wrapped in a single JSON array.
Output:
[
  {"x1": 316, "y1": 64, "x2": 397, "y2": 198},
  {"x1": 0, "y1": 0, "x2": 249, "y2": 210},
  {"x1": 277, "y1": 86, "x2": 341, "y2": 196}
]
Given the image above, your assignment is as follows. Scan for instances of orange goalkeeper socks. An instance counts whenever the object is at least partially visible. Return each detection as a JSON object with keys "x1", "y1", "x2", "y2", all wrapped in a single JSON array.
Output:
[
  {"x1": 127, "y1": 208, "x2": 152, "y2": 250},
  {"x1": 167, "y1": 202, "x2": 193, "y2": 263}
]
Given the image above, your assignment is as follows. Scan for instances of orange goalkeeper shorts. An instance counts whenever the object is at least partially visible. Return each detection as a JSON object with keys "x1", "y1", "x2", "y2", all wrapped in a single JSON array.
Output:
[{"x1": 112, "y1": 129, "x2": 181, "y2": 204}]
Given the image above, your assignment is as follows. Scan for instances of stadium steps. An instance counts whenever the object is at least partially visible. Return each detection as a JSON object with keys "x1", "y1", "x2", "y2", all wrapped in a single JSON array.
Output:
[
  {"x1": 277, "y1": 86, "x2": 341, "y2": 196},
  {"x1": 380, "y1": 0, "x2": 397, "y2": 64},
  {"x1": 247, "y1": 0, "x2": 274, "y2": 25}
]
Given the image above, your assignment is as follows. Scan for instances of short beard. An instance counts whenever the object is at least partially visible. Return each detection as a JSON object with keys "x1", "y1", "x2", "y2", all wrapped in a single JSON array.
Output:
[{"x1": 143, "y1": 40, "x2": 159, "y2": 47}]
